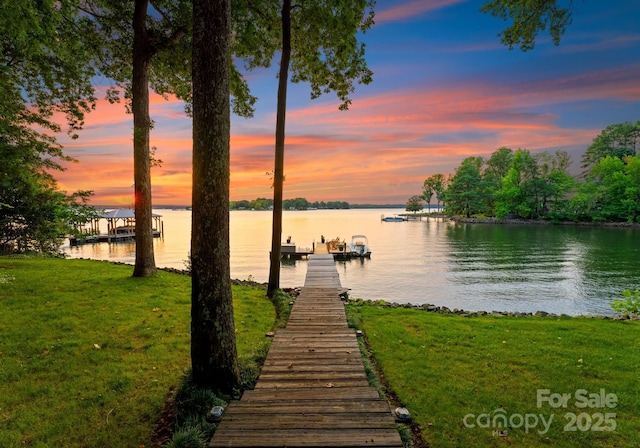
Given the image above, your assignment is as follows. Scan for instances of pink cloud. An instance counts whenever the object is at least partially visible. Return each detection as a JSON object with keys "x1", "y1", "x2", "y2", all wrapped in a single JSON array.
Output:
[
  {"x1": 53, "y1": 62, "x2": 639, "y2": 205},
  {"x1": 556, "y1": 33, "x2": 640, "y2": 54},
  {"x1": 375, "y1": 0, "x2": 466, "y2": 24}
]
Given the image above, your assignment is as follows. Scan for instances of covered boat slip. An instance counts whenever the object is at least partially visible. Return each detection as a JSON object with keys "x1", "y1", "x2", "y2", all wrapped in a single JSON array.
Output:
[
  {"x1": 68, "y1": 208, "x2": 163, "y2": 244},
  {"x1": 209, "y1": 254, "x2": 402, "y2": 447}
]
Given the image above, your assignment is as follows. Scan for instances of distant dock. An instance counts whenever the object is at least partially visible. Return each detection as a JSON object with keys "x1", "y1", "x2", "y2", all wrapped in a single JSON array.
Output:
[
  {"x1": 68, "y1": 208, "x2": 163, "y2": 245},
  {"x1": 69, "y1": 229, "x2": 162, "y2": 245}
]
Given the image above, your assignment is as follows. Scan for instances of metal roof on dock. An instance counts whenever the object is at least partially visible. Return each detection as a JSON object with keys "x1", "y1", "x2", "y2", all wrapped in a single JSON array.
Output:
[{"x1": 100, "y1": 209, "x2": 162, "y2": 218}]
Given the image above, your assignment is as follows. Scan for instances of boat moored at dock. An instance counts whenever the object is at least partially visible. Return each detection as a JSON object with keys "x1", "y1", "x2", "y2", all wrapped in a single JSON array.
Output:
[
  {"x1": 282, "y1": 235, "x2": 372, "y2": 260},
  {"x1": 348, "y1": 234, "x2": 371, "y2": 258},
  {"x1": 381, "y1": 214, "x2": 406, "y2": 222}
]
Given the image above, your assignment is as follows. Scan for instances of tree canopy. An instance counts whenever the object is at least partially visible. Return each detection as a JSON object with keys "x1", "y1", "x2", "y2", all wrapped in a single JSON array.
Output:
[
  {"x1": 422, "y1": 174, "x2": 447, "y2": 211},
  {"x1": 1, "y1": 0, "x2": 98, "y2": 254},
  {"x1": 406, "y1": 195, "x2": 423, "y2": 213},
  {"x1": 581, "y1": 121, "x2": 640, "y2": 171},
  {"x1": 79, "y1": 0, "x2": 263, "y2": 277},
  {"x1": 481, "y1": 0, "x2": 573, "y2": 51},
  {"x1": 417, "y1": 122, "x2": 639, "y2": 223},
  {"x1": 264, "y1": 0, "x2": 375, "y2": 297}
]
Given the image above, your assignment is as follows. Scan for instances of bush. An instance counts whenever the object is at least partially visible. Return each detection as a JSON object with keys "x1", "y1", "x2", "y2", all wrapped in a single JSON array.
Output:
[
  {"x1": 165, "y1": 426, "x2": 206, "y2": 448},
  {"x1": 611, "y1": 289, "x2": 640, "y2": 317},
  {"x1": 174, "y1": 371, "x2": 227, "y2": 427},
  {"x1": 165, "y1": 370, "x2": 227, "y2": 447}
]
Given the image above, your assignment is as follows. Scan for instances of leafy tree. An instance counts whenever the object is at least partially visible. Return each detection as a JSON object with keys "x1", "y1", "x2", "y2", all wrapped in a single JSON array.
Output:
[
  {"x1": 494, "y1": 149, "x2": 574, "y2": 220},
  {"x1": 283, "y1": 197, "x2": 310, "y2": 210},
  {"x1": 81, "y1": 0, "x2": 259, "y2": 278},
  {"x1": 569, "y1": 180, "x2": 600, "y2": 222},
  {"x1": 495, "y1": 149, "x2": 548, "y2": 218},
  {"x1": 422, "y1": 180, "x2": 434, "y2": 212},
  {"x1": 329, "y1": 201, "x2": 350, "y2": 209},
  {"x1": 521, "y1": 151, "x2": 546, "y2": 218},
  {"x1": 582, "y1": 155, "x2": 640, "y2": 223},
  {"x1": 481, "y1": 0, "x2": 573, "y2": 51},
  {"x1": 591, "y1": 156, "x2": 628, "y2": 221},
  {"x1": 422, "y1": 174, "x2": 447, "y2": 212},
  {"x1": 1, "y1": 0, "x2": 98, "y2": 253},
  {"x1": 622, "y1": 156, "x2": 640, "y2": 221},
  {"x1": 485, "y1": 147, "x2": 514, "y2": 183},
  {"x1": 434, "y1": 175, "x2": 448, "y2": 210},
  {"x1": 190, "y1": 0, "x2": 238, "y2": 392},
  {"x1": 80, "y1": 0, "x2": 191, "y2": 277},
  {"x1": 264, "y1": 0, "x2": 375, "y2": 297},
  {"x1": 422, "y1": 178, "x2": 434, "y2": 211},
  {"x1": 581, "y1": 121, "x2": 640, "y2": 171},
  {"x1": 0, "y1": 138, "x2": 96, "y2": 254},
  {"x1": 445, "y1": 157, "x2": 487, "y2": 218},
  {"x1": 495, "y1": 168, "x2": 523, "y2": 219},
  {"x1": 1, "y1": 0, "x2": 97, "y2": 135},
  {"x1": 484, "y1": 147, "x2": 513, "y2": 214},
  {"x1": 536, "y1": 150, "x2": 575, "y2": 219},
  {"x1": 231, "y1": 200, "x2": 251, "y2": 210},
  {"x1": 406, "y1": 195, "x2": 423, "y2": 213},
  {"x1": 251, "y1": 197, "x2": 273, "y2": 210}
]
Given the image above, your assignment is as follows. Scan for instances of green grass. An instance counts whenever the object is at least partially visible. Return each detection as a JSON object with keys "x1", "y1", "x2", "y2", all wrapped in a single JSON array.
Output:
[
  {"x1": 0, "y1": 257, "x2": 275, "y2": 448},
  {"x1": 5, "y1": 256, "x2": 638, "y2": 448},
  {"x1": 348, "y1": 303, "x2": 640, "y2": 448}
]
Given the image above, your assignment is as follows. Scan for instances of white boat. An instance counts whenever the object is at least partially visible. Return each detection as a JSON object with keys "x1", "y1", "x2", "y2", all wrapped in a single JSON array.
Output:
[
  {"x1": 349, "y1": 235, "x2": 371, "y2": 258},
  {"x1": 381, "y1": 214, "x2": 406, "y2": 222}
]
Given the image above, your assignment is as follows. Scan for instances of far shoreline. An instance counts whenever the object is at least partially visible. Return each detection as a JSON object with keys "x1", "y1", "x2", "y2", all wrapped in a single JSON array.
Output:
[{"x1": 449, "y1": 216, "x2": 640, "y2": 229}]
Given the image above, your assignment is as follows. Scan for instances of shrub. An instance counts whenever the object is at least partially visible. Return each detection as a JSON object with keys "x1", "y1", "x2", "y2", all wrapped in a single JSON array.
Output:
[
  {"x1": 165, "y1": 426, "x2": 206, "y2": 448},
  {"x1": 611, "y1": 289, "x2": 640, "y2": 317}
]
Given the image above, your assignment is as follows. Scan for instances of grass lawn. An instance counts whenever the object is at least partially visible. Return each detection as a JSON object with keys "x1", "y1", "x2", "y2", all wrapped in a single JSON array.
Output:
[
  {"x1": 348, "y1": 304, "x2": 640, "y2": 448},
  {"x1": 0, "y1": 257, "x2": 275, "y2": 448}
]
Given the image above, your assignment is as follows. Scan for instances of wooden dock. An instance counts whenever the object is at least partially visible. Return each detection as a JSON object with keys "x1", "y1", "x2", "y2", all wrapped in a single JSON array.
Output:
[{"x1": 209, "y1": 254, "x2": 403, "y2": 447}]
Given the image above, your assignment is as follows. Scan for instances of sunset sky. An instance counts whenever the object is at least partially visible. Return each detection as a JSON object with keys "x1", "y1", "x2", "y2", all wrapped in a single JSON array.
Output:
[{"x1": 56, "y1": 0, "x2": 640, "y2": 206}]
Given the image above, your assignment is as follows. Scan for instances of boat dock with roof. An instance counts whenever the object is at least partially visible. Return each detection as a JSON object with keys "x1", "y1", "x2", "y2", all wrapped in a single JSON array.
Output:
[{"x1": 68, "y1": 208, "x2": 163, "y2": 245}]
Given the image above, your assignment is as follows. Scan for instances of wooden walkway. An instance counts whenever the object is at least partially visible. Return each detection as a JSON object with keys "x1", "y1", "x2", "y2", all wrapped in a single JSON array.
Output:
[{"x1": 209, "y1": 254, "x2": 403, "y2": 447}]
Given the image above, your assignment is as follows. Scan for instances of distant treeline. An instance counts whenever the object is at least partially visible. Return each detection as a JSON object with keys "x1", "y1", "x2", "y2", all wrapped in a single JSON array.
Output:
[
  {"x1": 409, "y1": 121, "x2": 640, "y2": 223},
  {"x1": 230, "y1": 198, "x2": 350, "y2": 210}
]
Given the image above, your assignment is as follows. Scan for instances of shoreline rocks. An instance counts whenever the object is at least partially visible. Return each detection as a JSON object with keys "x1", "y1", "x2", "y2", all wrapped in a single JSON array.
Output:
[
  {"x1": 344, "y1": 296, "x2": 638, "y2": 320},
  {"x1": 450, "y1": 216, "x2": 640, "y2": 228},
  {"x1": 72, "y1": 258, "x2": 637, "y2": 320}
]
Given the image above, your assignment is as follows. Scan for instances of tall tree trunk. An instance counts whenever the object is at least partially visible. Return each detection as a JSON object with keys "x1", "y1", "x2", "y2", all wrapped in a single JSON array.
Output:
[
  {"x1": 132, "y1": 0, "x2": 156, "y2": 277},
  {"x1": 191, "y1": 0, "x2": 238, "y2": 391},
  {"x1": 267, "y1": 0, "x2": 291, "y2": 298}
]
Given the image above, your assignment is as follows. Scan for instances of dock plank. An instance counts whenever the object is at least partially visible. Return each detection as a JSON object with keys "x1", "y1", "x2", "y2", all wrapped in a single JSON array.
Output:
[{"x1": 209, "y1": 255, "x2": 402, "y2": 447}]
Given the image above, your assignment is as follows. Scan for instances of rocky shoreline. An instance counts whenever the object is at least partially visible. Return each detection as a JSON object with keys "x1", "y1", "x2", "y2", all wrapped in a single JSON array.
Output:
[
  {"x1": 78, "y1": 259, "x2": 637, "y2": 321},
  {"x1": 343, "y1": 296, "x2": 639, "y2": 320},
  {"x1": 450, "y1": 216, "x2": 640, "y2": 228}
]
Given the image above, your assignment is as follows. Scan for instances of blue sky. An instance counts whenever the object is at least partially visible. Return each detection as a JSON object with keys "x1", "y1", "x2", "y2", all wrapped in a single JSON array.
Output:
[{"x1": 58, "y1": 0, "x2": 640, "y2": 205}]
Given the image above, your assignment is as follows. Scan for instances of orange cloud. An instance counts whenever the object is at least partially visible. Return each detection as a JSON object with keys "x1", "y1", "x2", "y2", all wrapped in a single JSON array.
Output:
[{"x1": 53, "y1": 62, "x2": 639, "y2": 205}]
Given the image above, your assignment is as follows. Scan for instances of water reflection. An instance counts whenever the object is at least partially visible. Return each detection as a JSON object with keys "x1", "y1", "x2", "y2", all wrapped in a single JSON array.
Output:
[
  {"x1": 442, "y1": 223, "x2": 640, "y2": 314},
  {"x1": 62, "y1": 209, "x2": 640, "y2": 316}
]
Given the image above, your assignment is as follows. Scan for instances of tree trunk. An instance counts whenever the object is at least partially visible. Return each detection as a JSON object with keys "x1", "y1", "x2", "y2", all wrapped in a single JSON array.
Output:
[
  {"x1": 267, "y1": 0, "x2": 291, "y2": 298},
  {"x1": 132, "y1": 0, "x2": 156, "y2": 277},
  {"x1": 191, "y1": 0, "x2": 238, "y2": 392}
]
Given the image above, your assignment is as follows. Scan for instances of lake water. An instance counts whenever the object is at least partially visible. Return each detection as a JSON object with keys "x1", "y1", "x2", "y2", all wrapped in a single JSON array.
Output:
[{"x1": 61, "y1": 208, "x2": 640, "y2": 316}]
